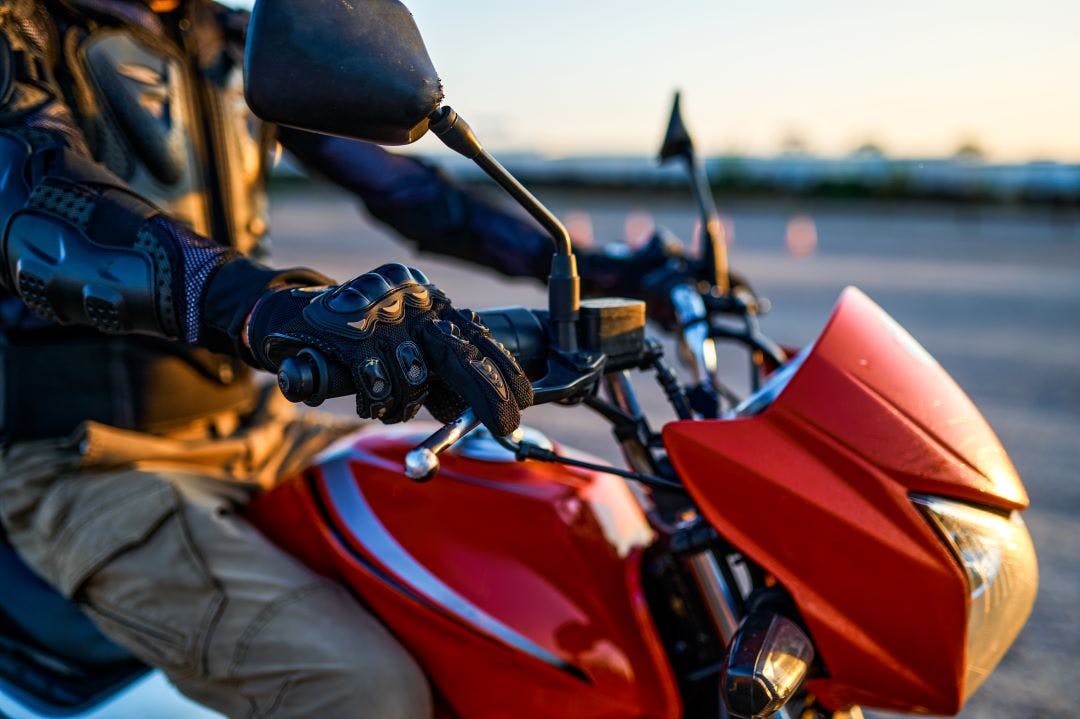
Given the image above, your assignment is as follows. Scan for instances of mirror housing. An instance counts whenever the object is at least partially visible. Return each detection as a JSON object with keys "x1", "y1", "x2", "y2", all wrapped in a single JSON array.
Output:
[
  {"x1": 657, "y1": 90, "x2": 694, "y2": 163},
  {"x1": 244, "y1": 0, "x2": 443, "y2": 145}
]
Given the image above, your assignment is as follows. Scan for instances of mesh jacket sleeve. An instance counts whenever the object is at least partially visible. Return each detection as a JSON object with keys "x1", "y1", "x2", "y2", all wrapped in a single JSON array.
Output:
[
  {"x1": 277, "y1": 127, "x2": 555, "y2": 282},
  {"x1": 0, "y1": 1, "x2": 327, "y2": 359}
]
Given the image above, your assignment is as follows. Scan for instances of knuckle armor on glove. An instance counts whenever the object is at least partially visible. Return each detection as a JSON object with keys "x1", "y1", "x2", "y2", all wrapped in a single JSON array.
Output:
[{"x1": 246, "y1": 263, "x2": 533, "y2": 435}]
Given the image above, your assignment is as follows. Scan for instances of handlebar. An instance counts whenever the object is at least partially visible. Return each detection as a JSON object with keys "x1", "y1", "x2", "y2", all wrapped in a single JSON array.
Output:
[
  {"x1": 275, "y1": 297, "x2": 650, "y2": 408},
  {"x1": 473, "y1": 307, "x2": 549, "y2": 379},
  {"x1": 275, "y1": 307, "x2": 553, "y2": 407},
  {"x1": 276, "y1": 289, "x2": 774, "y2": 480},
  {"x1": 274, "y1": 300, "x2": 609, "y2": 475}
]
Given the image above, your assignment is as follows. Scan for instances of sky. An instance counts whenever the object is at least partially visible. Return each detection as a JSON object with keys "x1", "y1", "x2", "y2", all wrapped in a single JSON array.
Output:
[{"x1": 232, "y1": 1, "x2": 1080, "y2": 161}]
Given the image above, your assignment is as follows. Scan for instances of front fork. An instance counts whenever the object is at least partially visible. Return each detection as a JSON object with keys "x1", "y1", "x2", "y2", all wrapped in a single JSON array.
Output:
[{"x1": 602, "y1": 371, "x2": 807, "y2": 719}]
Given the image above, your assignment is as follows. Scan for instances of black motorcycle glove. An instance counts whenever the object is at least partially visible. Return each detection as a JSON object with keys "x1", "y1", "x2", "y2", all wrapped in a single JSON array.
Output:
[
  {"x1": 245, "y1": 263, "x2": 533, "y2": 436},
  {"x1": 577, "y1": 230, "x2": 754, "y2": 330}
]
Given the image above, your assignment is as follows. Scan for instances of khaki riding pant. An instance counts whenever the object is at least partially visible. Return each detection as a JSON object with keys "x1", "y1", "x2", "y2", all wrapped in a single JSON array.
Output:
[{"x1": 0, "y1": 389, "x2": 432, "y2": 719}]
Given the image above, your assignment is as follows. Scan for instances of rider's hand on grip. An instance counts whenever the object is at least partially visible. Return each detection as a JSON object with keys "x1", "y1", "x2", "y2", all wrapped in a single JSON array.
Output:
[{"x1": 245, "y1": 263, "x2": 533, "y2": 435}]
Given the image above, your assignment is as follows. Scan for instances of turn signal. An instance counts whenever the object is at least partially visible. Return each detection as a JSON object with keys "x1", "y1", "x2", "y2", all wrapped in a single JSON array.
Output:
[{"x1": 721, "y1": 608, "x2": 814, "y2": 718}]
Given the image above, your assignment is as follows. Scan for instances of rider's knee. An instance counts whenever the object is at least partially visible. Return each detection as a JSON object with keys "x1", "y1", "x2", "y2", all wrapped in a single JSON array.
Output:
[
  {"x1": 278, "y1": 629, "x2": 432, "y2": 719},
  {"x1": 335, "y1": 645, "x2": 433, "y2": 719}
]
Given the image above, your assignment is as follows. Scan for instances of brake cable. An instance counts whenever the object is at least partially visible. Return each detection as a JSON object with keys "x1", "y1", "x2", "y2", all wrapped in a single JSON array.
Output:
[{"x1": 494, "y1": 436, "x2": 687, "y2": 493}]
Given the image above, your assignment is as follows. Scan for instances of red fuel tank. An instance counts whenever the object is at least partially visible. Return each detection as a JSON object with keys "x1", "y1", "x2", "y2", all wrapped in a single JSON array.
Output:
[{"x1": 249, "y1": 426, "x2": 680, "y2": 719}]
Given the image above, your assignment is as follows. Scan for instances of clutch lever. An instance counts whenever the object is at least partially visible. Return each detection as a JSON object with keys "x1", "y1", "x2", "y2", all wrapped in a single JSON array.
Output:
[
  {"x1": 670, "y1": 283, "x2": 715, "y2": 382},
  {"x1": 671, "y1": 284, "x2": 728, "y2": 417}
]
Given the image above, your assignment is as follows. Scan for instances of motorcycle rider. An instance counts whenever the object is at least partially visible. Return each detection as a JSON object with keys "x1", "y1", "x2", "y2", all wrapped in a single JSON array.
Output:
[{"x1": 0, "y1": 1, "x2": 706, "y2": 717}]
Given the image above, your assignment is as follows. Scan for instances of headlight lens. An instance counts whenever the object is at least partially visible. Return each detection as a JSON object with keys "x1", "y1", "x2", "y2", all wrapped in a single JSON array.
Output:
[{"x1": 912, "y1": 495, "x2": 1038, "y2": 699}]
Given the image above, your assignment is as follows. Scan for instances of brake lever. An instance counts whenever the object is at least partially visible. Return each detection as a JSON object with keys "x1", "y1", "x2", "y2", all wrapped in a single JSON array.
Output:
[
  {"x1": 403, "y1": 408, "x2": 481, "y2": 482},
  {"x1": 402, "y1": 349, "x2": 606, "y2": 482}
]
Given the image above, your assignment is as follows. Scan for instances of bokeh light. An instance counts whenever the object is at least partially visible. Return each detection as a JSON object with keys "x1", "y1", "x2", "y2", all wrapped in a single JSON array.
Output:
[
  {"x1": 623, "y1": 210, "x2": 656, "y2": 248},
  {"x1": 785, "y1": 215, "x2": 818, "y2": 258},
  {"x1": 563, "y1": 210, "x2": 595, "y2": 249}
]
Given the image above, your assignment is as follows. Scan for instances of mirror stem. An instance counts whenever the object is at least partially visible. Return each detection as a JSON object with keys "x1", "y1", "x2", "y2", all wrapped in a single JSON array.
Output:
[
  {"x1": 684, "y1": 152, "x2": 730, "y2": 295},
  {"x1": 430, "y1": 107, "x2": 579, "y2": 351}
]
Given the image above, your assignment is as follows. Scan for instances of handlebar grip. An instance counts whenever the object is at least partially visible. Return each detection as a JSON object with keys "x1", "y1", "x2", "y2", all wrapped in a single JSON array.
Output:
[
  {"x1": 474, "y1": 307, "x2": 548, "y2": 379},
  {"x1": 277, "y1": 308, "x2": 549, "y2": 410},
  {"x1": 277, "y1": 348, "x2": 333, "y2": 406}
]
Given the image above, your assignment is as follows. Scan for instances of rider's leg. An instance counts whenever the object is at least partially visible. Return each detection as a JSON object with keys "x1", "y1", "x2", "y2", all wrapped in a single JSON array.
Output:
[
  {"x1": 0, "y1": 407, "x2": 433, "y2": 719},
  {"x1": 85, "y1": 472, "x2": 432, "y2": 719}
]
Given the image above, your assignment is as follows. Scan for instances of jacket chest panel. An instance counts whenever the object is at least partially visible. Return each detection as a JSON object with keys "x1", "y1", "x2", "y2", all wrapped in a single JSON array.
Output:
[{"x1": 70, "y1": 22, "x2": 269, "y2": 252}]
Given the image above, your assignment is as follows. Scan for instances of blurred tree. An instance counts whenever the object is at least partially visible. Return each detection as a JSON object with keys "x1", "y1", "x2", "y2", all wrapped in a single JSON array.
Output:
[
  {"x1": 780, "y1": 129, "x2": 812, "y2": 156},
  {"x1": 953, "y1": 139, "x2": 986, "y2": 162},
  {"x1": 851, "y1": 140, "x2": 887, "y2": 158}
]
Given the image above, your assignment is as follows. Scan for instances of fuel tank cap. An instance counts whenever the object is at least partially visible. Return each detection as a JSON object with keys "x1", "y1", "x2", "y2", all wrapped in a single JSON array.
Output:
[{"x1": 450, "y1": 424, "x2": 553, "y2": 463}]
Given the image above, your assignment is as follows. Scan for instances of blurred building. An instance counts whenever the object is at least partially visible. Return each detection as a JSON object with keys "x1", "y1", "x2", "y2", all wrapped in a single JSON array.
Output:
[{"x1": 273, "y1": 150, "x2": 1080, "y2": 205}]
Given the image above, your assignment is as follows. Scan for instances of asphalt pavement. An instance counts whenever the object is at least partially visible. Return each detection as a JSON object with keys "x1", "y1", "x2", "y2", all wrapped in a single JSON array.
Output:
[{"x1": 267, "y1": 182, "x2": 1080, "y2": 719}]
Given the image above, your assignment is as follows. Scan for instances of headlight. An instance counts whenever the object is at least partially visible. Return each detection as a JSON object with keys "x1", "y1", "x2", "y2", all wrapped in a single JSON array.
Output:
[{"x1": 912, "y1": 495, "x2": 1038, "y2": 699}]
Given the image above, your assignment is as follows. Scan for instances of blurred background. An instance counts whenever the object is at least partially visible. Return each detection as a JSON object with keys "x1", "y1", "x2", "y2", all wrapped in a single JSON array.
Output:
[{"x1": 238, "y1": 1, "x2": 1079, "y2": 716}]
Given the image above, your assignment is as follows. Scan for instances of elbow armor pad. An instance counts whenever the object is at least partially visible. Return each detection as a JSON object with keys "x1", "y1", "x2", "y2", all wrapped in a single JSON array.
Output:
[
  {"x1": 5, "y1": 211, "x2": 160, "y2": 333},
  {"x1": 0, "y1": 130, "x2": 236, "y2": 339}
]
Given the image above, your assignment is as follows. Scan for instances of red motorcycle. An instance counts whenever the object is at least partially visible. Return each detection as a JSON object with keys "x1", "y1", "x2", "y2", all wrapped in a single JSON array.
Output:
[
  {"x1": 238, "y1": 3, "x2": 1039, "y2": 717},
  {"x1": 0, "y1": 3, "x2": 1035, "y2": 717}
]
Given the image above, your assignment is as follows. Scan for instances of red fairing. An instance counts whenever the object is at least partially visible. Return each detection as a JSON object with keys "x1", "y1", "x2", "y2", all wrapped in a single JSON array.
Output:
[
  {"x1": 250, "y1": 428, "x2": 680, "y2": 719},
  {"x1": 663, "y1": 287, "x2": 1025, "y2": 715}
]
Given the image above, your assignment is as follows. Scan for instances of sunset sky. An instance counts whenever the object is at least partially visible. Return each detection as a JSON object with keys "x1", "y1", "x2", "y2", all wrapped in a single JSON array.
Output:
[{"x1": 233, "y1": 0, "x2": 1080, "y2": 161}]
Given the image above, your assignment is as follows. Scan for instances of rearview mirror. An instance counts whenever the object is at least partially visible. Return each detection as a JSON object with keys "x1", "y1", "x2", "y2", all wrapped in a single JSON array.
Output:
[
  {"x1": 244, "y1": 0, "x2": 443, "y2": 145},
  {"x1": 657, "y1": 91, "x2": 693, "y2": 163}
]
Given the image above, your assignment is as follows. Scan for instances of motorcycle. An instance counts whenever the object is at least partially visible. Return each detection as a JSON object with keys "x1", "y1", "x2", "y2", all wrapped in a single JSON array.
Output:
[{"x1": 0, "y1": 2, "x2": 1037, "y2": 718}]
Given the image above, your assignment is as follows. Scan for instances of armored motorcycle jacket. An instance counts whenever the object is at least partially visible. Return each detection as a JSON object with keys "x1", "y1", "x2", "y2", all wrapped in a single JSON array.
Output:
[{"x1": 0, "y1": 0, "x2": 553, "y2": 441}]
